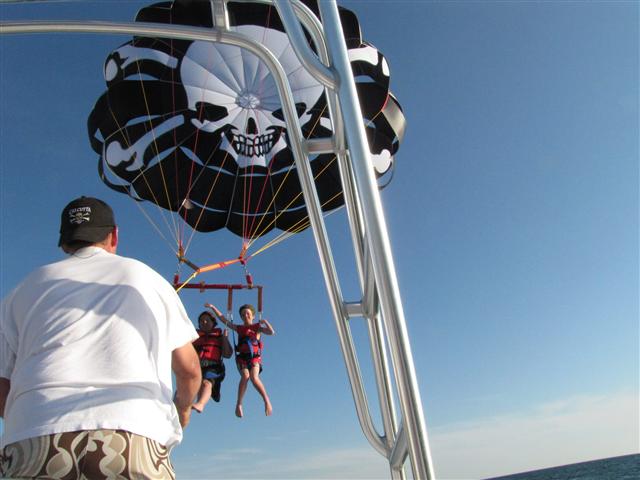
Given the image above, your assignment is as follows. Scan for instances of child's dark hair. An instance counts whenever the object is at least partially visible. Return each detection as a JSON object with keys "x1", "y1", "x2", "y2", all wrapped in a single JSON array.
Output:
[
  {"x1": 238, "y1": 304, "x2": 256, "y2": 316},
  {"x1": 198, "y1": 311, "x2": 216, "y2": 325}
]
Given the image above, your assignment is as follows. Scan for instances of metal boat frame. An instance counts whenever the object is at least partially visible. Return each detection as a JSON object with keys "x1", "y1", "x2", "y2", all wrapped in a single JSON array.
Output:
[{"x1": 0, "y1": 1, "x2": 435, "y2": 477}]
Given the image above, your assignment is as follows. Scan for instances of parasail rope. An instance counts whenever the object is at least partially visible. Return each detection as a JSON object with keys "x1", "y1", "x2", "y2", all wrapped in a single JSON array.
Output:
[
  {"x1": 181, "y1": 148, "x2": 232, "y2": 255},
  {"x1": 241, "y1": 2, "x2": 304, "y2": 241},
  {"x1": 244, "y1": 100, "x2": 391, "y2": 248},
  {"x1": 134, "y1": 54, "x2": 183, "y2": 243},
  {"x1": 244, "y1": 153, "x2": 278, "y2": 240},
  {"x1": 163, "y1": 50, "x2": 234, "y2": 257},
  {"x1": 242, "y1": 97, "x2": 332, "y2": 240},
  {"x1": 182, "y1": 101, "x2": 206, "y2": 235},
  {"x1": 104, "y1": 43, "x2": 193, "y2": 249},
  {"x1": 133, "y1": 198, "x2": 181, "y2": 254},
  {"x1": 104, "y1": 107, "x2": 181, "y2": 250},
  {"x1": 248, "y1": 191, "x2": 343, "y2": 258},
  {"x1": 174, "y1": 256, "x2": 246, "y2": 293},
  {"x1": 168, "y1": 36, "x2": 185, "y2": 246},
  {"x1": 245, "y1": 153, "x2": 338, "y2": 247},
  {"x1": 175, "y1": 271, "x2": 199, "y2": 293},
  {"x1": 242, "y1": 152, "x2": 256, "y2": 240},
  {"x1": 243, "y1": 2, "x2": 278, "y2": 240}
]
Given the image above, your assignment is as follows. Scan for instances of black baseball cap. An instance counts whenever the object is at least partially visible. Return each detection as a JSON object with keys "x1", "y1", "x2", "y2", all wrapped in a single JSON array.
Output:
[{"x1": 58, "y1": 196, "x2": 116, "y2": 247}]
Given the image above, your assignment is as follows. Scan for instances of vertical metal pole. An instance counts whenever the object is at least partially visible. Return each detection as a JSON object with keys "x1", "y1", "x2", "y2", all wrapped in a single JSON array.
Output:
[
  {"x1": 317, "y1": 1, "x2": 436, "y2": 478},
  {"x1": 210, "y1": 0, "x2": 230, "y2": 29},
  {"x1": 274, "y1": 0, "x2": 389, "y2": 457}
]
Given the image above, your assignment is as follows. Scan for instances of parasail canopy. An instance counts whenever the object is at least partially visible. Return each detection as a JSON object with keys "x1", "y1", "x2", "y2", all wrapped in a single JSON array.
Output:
[{"x1": 88, "y1": 0, "x2": 405, "y2": 241}]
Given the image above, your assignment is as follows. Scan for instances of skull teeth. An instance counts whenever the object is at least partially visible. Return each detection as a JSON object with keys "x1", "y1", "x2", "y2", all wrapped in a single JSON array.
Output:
[{"x1": 232, "y1": 133, "x2": 276, "y2": 157}]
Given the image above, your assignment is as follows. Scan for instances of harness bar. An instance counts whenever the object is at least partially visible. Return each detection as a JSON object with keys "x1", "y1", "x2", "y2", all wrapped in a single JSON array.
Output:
[{"x1": 173, "y1": 276, "x2": 264, "y2": 313}]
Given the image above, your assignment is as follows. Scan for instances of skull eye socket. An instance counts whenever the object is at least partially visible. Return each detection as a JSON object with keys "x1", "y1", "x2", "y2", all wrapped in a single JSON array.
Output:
[
  {"x1": 196, "y1": 102, "x2": 229, "y2": 122},
  {"x1": 271, "y1": 102, "x2": 307, "y2": 121}
]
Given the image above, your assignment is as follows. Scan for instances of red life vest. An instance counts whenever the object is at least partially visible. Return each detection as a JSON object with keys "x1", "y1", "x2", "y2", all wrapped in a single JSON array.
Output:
[
  {"x1": 194, "y1": 328, "x2": 225, "y2": 363},
  {"x1": 235, "y1": 323, "x2": 263, "y2": 360}
]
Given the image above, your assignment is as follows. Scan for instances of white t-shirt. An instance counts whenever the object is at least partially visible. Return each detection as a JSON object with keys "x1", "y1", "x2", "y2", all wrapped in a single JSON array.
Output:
[{"x1": 0, "y1": 247, "x2": 198, "y2": 448}]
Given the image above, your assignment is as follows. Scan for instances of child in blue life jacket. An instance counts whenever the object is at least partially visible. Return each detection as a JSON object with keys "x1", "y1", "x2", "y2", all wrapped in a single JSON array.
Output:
[
  {"x1": 205, "y1": 302, "x2": 275, "y2": 418},
  {"x1": 192, "y1": 311, "x2": 233, "y2": 413}
]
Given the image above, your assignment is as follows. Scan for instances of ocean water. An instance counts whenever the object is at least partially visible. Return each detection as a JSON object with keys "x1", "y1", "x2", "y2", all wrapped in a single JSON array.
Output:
[{"x1": 485, "y1": 453, "x2": 639, "y2": 480}]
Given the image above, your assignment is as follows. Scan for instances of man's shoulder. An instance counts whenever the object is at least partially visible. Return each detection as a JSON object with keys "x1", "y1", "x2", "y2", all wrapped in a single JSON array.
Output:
[
  {"x1": 41, "y1": 251, "x2": 158, "y2": 278},
  {"x1": 44, "y1": 250, "x2": 169, "y2": 288},
  {"x1": 109, "y1": 254, "x2": 169, "y2": 283},
  {"x1": 20, "y1": 260, "x2": 65, "y2": 283},
  {"x1": 107, "y1": 253, "x2": 151, "y2": 270}
]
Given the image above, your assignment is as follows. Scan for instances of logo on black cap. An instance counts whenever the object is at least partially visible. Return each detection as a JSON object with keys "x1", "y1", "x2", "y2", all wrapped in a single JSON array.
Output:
[
  {"x1": 68, "y1": 207, "x2": 92, "y2": 225},
  {"x1": 58, "y1": 197, "x2": 115, "y2": 247}
]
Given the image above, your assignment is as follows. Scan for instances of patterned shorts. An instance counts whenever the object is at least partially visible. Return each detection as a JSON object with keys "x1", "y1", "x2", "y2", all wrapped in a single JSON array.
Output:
[{"x1": 0, "y1": 429, "x2": 174, "y2": 479}]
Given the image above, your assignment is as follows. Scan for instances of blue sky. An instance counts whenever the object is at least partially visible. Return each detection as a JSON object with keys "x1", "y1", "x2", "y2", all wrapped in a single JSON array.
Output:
[{"x1": 1, "y1": 1, "x2": 638, "y2": 479}]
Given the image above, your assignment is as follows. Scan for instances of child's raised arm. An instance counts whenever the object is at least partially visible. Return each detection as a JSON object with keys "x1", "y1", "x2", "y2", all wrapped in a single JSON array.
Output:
[
  {"x1": 204, "y1": 303, "x2": 237, "y2": 332},
  {"x1": 258, "y1": 318, "x2": 275, "y2": 335}
]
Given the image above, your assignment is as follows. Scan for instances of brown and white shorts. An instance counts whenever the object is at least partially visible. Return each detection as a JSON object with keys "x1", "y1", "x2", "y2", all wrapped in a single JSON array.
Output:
[{"x1": 0, "y1": 429, "x2": 175, "y2": 479}]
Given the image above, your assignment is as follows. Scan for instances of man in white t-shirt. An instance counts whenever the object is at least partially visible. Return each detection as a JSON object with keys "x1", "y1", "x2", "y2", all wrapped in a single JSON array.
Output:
[{"x1": 0, "y1": 196, "x2": 201, "y2": 479}]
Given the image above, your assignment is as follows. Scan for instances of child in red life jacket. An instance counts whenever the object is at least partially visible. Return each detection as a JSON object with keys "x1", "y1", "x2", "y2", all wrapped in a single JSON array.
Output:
[
  {"x1": 192, "y1": 311, "x2": 233, "y2": 413},
  {"x1": 205, "y1": 302, "x2": 275, "y2": 418}
]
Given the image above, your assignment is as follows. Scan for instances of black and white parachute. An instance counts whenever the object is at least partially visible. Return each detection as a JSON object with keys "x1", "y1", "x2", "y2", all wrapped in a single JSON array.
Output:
[{"x1": 88, "y1": 0, "x2": 405, "y2": 239}]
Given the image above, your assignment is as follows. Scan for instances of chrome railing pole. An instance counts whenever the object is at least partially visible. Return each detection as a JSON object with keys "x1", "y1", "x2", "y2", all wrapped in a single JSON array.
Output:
[{"x1": 317, "y1": 1, "x2": 436, "y2": 478}]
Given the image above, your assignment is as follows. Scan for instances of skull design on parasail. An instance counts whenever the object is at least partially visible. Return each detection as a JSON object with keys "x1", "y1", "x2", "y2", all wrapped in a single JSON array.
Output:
[
  {"x1": 88, "y1": 0, "x2": 405, "y2": 238},
  {"x1": 179, "y1": 26, "x2": 325, "y2": 169}
]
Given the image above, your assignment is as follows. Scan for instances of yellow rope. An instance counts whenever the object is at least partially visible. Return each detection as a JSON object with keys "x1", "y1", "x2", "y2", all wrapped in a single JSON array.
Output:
[
  {"x1": 174, "y1": 270, "x2": 199, "y2": 293},
  {"x1": 182, "y1": 149, "x2": 232, "y2": 256},
  {"x1": 243, "y1": 102, "x2": 331, "y2": 240},
  {"x1": 248, "y1": 191, "x2": 343, "y2": 258},
  {"x1": 105, "y1": 89, "x2": 180, "y2": 251},
  {"x1": 134, "y1": 55, "x2": 182, "y2": 243},
  {"x1": 246, "y1": 154, "x2": 339, "y2": 248}
]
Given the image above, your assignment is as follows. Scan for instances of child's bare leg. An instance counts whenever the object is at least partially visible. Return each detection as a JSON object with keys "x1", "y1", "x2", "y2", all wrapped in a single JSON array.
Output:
[
  {"x1": 235, "y1": 369, "x2": 250, "y2": 418},
  {"x1": 192, "y1": 379, "x2": 212, "y2": 413},
  {"x1": 249, "y1": 364, "x2": 272, "y2": 416}
]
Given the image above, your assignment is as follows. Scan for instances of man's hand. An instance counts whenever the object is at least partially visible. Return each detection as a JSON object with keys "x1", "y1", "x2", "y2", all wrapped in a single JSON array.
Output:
[
  {"x1": 172, "y1": 342, "x2": 201, "y2": 429},
  {"x1": 0, "y1": 377, "x2": 10, "y2": 418},
  {"x1": 175, "y1": 404, "x2": 192, "y2": 428}
]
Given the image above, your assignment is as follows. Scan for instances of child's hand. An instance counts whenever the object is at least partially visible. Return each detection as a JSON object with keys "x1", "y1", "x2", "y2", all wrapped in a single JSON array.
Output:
[
  {"x1": 223, "y1": 329, "x2": 229, "y2": 337},
  {"x1": 205, "y1": 303, "x2": 219, "y2": 313}
]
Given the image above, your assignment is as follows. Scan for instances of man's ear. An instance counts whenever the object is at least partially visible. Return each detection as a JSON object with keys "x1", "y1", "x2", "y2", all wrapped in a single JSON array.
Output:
[{"x1": 109, "y1": 226, "x2": 119, "y2": 252}]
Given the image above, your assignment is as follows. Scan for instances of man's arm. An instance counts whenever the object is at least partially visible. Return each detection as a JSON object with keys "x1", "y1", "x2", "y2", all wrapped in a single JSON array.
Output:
[
  {"x1": 0, "y1": 377, "x2": 9, "y2": 418},
  {"x1": 172, "y1": 342, "x2": 201, "y2": 429}
]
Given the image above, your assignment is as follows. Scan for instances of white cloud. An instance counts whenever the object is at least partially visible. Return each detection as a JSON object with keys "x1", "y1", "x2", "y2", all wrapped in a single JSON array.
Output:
[
  {"x1": 176, "y1": 446, "x2": 387, "y2": 479},
  {"x1": 262, "y1": 448, "x2": 388, "y2": 479},
  {"x1": 429, "y1": 390, "x2": 639, "y2": 479},
  {"x1": 173, "y1": 390, "x2": 639, "y2": 479}
]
